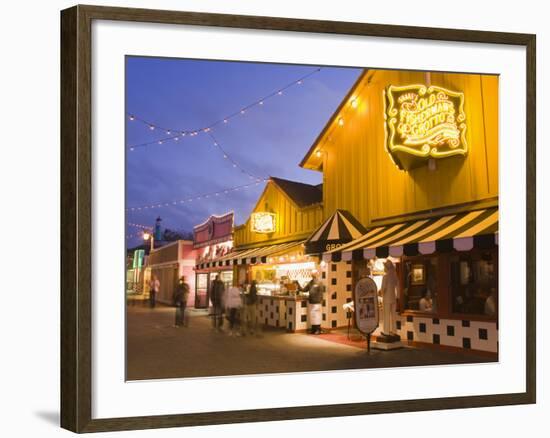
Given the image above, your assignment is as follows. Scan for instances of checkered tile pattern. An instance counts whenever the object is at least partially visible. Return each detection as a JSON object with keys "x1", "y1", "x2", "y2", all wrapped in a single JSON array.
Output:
[
  {"x1": 256, "y1": 296, "x2": 309, "y2": 332},
  {"x1": 323, "y1": 261, "x2": 353, "y2": 329},
  {"x1": 372, "y1": 315, "x2": 498, "y2": 353}
]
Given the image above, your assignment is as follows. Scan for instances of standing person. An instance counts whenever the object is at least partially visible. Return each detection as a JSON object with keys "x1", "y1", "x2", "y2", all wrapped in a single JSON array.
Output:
[
  {"x1": 380, "y1": 259, "x2": 398, "y2": 336},
  {"x1": 305, "y1": 271, "x2": 325, "y2": 335},
  {"x1": 149, "y1": 274, "x2": 160, "y2": 309},
  {"x1": 173, "y1": 275, "x2": 190, "y2": 327},
  {"x1": 210, "y1": 274, "x2": 225, "y2": 331},
  {"x1": 225, "y1": 283, "x2": 243, "y2": 336},
  {"x1": 243, "y1": 280, "x2": 259, "y2": 335}
]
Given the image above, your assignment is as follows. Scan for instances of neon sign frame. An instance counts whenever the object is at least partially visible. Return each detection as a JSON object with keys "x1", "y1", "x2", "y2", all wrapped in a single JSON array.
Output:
[
  {"x1": 250, "y1": 212, "x2": 277, "y2": 233},
  {"x1": 384, "y1": 84, "x2": 468, "y2": 170}
]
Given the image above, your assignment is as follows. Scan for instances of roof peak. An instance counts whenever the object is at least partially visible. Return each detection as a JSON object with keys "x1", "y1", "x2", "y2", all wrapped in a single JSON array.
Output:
[{"x1": 269, "y1": 176, "x2": 322, "y2": 208}]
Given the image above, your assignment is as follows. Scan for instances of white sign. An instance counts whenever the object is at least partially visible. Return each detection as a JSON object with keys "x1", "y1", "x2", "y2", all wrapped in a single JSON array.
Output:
[
  {"x1": 353, "y1": 277, "x2": 379, "y2": 335},
  {"x1": 251, "y1": 212, "x2": 276, "y2": 233}
]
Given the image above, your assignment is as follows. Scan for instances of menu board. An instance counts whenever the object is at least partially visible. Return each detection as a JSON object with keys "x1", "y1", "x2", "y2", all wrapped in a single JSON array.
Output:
[{"x1": 353, "y1": 277, "x2": 379, "y2": 335}]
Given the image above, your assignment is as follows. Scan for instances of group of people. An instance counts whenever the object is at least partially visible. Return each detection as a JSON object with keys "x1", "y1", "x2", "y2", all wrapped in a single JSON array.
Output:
[
  {"x1": 208, "y1": 271, "x2": 327, "y2": 336},
  {"x1": 209, "y1": 275, "x2": 260, "y2": 336}
]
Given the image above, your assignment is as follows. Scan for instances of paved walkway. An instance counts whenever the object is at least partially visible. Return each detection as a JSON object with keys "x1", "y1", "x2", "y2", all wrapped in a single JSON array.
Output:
[{"x1": 126, "y1": 305, "x2": 495, "y2": 381}]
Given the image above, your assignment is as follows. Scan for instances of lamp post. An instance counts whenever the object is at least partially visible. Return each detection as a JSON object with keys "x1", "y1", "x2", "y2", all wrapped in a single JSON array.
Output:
[{"x1": 143, "y1": 230, "x2": 154, "y2": 252}]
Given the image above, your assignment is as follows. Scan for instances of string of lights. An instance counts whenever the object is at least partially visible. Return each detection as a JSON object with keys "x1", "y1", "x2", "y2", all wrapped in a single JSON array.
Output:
[
  {"x1": 130, "y1": 130, "x2": 264, "y2": 180},
  {"x1": 126, "y1": 179, "x2": 268, "y2": 212},
  {"x1": 126, "y1": 67, "x2": 322, "y2": 150},
  {"x1": 206, "y1": 131, "x2": 263, "y2": 180},
  {"x1": 127, "y1": 222, "x2": 153, "y2": 230},
  {"x1": 126, "y1": 230, "x2": 147, "y2": 239}
]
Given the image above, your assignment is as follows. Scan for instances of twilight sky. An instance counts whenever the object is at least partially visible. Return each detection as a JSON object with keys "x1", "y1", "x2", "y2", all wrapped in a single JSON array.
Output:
[{"x1": 126, "y1": 57, "x2": 362, "y2": 247}]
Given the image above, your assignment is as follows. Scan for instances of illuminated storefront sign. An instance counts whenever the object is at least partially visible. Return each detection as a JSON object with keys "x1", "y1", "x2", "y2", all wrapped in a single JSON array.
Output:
[
  {"x1": 384, "y1": 84, "x2": 467, "y2": 170},
  {"x1": 251, "y1": 212, "x2": 277, "y2": 233}
]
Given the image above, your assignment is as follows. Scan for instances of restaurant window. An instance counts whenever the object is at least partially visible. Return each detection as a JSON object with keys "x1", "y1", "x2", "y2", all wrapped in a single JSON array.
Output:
[
  {"x1": 450, "y1": 250, "x2": 497, "y2": 317},
  {"x1": 403, "y1": 256, "x2": 438, "y2": 313}
]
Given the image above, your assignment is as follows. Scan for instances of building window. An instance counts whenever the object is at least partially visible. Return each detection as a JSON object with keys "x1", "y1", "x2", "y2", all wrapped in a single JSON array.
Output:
[
  {"x1": 450, "y1": 250, "x2": 497, "y2": 317},
  {"x1": 403, "y1": 256, "x2": 438, "y2": 313}
]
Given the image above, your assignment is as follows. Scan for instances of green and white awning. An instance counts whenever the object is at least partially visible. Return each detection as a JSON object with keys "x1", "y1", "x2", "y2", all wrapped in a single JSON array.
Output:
[{"x1": 324, "y1": 207, "x2": 498, "y2": 262}]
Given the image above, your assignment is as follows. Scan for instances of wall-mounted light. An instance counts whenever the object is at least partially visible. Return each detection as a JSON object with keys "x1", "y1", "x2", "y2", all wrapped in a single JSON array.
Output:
[
  {"x1": 338, "y1": 117, "x2": 344, "y2": 126},
  {"x1": 351, "y1": 98, "x2": 358, "y2": 108}
]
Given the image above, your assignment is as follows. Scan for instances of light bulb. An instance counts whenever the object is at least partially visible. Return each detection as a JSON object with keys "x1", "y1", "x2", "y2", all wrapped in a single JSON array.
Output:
[
  {"x1": 338, "y1": 117, "x2": 344, "y2": 126},
  {"x1": 351, "y1": 99, "x2": 358, "y2": 108}
]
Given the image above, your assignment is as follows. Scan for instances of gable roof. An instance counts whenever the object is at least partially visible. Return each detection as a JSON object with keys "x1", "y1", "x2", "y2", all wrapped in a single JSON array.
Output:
[
  {"x1": 270, "y1": 176, "x2": 322, "y2": 208},
  {"x1": 299, "y1": 69, "x2": 369, "y2": 170}
]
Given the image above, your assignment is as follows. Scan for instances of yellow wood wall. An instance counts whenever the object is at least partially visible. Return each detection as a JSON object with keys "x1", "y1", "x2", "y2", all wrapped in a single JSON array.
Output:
[
  {"x1": 234, "y1": 181, "x2": 323, "y2": 248},
  {"x1": 312, "y1": 69, "x2": 498, "y2": 226}
]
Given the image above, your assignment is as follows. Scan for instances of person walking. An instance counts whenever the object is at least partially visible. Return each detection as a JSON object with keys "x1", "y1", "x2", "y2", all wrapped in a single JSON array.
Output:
[
  {"x1": 173, "y1": 275, "x2": 190, "y2": 327},
  {"x1": 225, "y1": 283, "x2": 243, "y2": 336},
  {"x1": 243, "y1": 280, "x2": 259, "y2": 335},
  {"x1": 149, "y1": 274, "x2": 160, "y2": 309},
  {"x1": 210, "y1": 274, "x2": 225, "y2": 331},
  {"x1": 305, "y1": 271, "x2": 325, "y2": 335}
]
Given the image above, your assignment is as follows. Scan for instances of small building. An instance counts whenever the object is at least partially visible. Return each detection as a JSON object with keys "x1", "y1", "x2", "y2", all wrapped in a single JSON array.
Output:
[
  {"x1": 146, "y1": 240, "x2": 197, "y2": 306},
  {"x1": 217, "y1": 177, "x2": 325, "y2": 332},
  {"x1": 193, "y1": 212, "x2": 234, "y2": 308}
]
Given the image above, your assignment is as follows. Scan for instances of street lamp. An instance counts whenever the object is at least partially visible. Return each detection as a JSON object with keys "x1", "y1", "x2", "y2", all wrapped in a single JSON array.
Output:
[{"x1": 143, "y1": 230, "x2": 154, "y2": 252}]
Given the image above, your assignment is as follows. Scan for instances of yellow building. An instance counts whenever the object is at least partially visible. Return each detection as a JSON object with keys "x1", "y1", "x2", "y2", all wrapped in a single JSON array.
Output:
[
  {"x1": 300, "y1": 69, "x2": 499, "y2": 353},
  {"x1": 217, "y1": 177, "x2": 324, "y2": 332}
]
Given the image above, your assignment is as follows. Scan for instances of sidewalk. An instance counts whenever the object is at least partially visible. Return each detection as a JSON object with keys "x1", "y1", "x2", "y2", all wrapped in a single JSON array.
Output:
[{"x1": 126, "y1": 305, "x2": 496, "y2": 380}]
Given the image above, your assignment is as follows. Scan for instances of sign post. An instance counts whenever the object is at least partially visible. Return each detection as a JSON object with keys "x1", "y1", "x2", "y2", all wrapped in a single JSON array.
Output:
[{"x1": 353, "y1": 276, "x2": 379, "y2": 353}]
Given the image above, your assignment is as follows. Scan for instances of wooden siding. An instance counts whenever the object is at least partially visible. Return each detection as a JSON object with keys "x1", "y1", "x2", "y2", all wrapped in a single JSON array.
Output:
[
  {"x1": 234, "y1": 180, "x2": 323, "y2": 248},
  {"x1": 306, "y1": 69, "x2": 499, "y2": 227}
]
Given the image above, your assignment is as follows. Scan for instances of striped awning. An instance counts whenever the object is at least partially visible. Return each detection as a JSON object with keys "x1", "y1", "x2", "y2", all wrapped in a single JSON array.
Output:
[
  {"x1": 195, "y1": 240, "x2": 306, "y2": 269},
  {"x1": 323, "y1": 207, "x2": 498, "y2": 262},
  {"x1": 305, "y1": 209, "x2": 367, "y2": 254}
]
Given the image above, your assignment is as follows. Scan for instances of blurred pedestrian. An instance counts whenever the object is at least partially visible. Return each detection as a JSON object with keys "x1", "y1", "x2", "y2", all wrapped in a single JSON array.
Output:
[
  {"x1": 225, "y1": 283, "x2": 243, "y2": 336},
  {"x1": 173, "y1": 275, "x2": 190, "y2": 327},
  {"x1": 243, "y1": 280, "x2": 259, "y2": 335},
  {"x1": 149, "y1": 274, "x2": 160, "y2": 309},
  {"x1": 210, "y1": 274, "x2": 225, "y2": 331}
]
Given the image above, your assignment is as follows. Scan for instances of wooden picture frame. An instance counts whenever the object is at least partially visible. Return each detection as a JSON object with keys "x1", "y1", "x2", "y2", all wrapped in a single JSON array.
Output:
[{"x1": 60, "y1": 4, "x2": 536, "y2": 433}]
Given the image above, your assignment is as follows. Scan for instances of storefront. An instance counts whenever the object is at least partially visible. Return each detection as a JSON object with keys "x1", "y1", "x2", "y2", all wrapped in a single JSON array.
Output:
[
  {"x1": 126, "y1": 249, "x2": 145, "y2": 295},
  {"x1": 146, "y1": 240, "x2": 197, "y2": 306},
  {"x1": 229, "y1": 177, "x2": 324, "y2": 332},
  {"x1": 299, "y1": 69, "x2": 499, "y2": 353},
  {"x1": 193, "y1": 212, "x2": 234, "y2": 308}
]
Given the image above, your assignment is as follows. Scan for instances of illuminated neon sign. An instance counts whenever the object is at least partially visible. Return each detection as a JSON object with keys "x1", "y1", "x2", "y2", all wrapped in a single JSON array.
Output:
[
  {"x1": 384, "y1": 84, "x2": 467, "y2": 170},
  {"x1": 251, "y1": 212, "x2": 276, "y2": 233}
]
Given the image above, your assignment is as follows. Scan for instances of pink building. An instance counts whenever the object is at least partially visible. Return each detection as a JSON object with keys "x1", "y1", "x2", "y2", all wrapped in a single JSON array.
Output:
[
  {"x1": 193, "y1": 212, "x2": 234, "y2": 308},
  {"x1": 147, "y1": 240, "x2": 197, "y2": 306}
]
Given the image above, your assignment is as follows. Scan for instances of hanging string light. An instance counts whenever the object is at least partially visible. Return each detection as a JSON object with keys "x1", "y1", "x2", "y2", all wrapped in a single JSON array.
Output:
[
  {"x1": 126, "y1": 179, "x2": 268, "y2": 212},
  {"x1": 127, "y1": 222, "x2": 153, "y2": 230},
  {"x1": 207, "y1": 132, "x2": 262, "y2": 180},
  {"x1": 126, "y1": 67, "x2": 322, "y2": 150}
]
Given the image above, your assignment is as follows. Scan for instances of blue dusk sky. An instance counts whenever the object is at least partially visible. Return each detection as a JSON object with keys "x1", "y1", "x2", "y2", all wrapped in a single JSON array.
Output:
[{"x1": 126, "y1": 57, "x2": 362, "y2": 247}]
